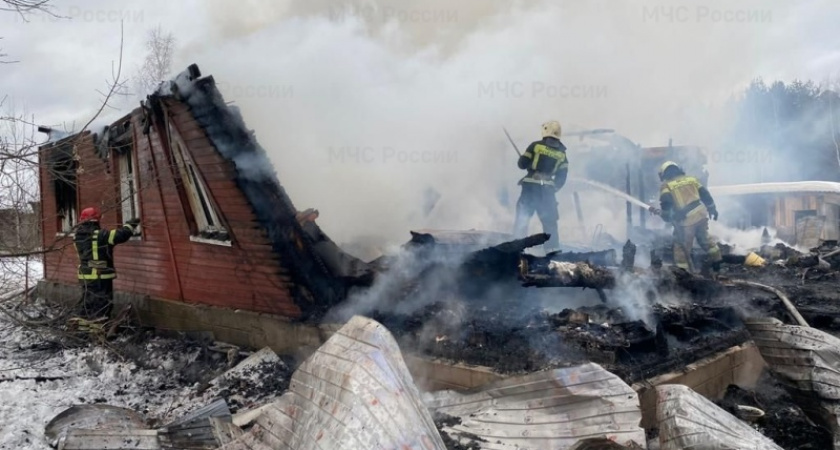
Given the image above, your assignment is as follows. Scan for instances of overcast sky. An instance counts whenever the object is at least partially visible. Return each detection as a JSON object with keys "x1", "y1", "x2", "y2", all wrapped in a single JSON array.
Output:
[{"x1": 3, "y1": 0, "x2": 839, "y2": 245}]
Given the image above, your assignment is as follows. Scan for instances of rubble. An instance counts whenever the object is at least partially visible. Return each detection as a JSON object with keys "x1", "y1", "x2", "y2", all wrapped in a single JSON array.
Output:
[
  {"x1": 158, "y1": 399, "x2": 233, "y2": 449},
  {"x1": 424, "y1": 363, "x2": 647, "y2": 449},
  {"x1": 219, "y1": 316, "x2": 446, "y2": 449},
  {"x1": 745, "y1": 318, "x2": 840, "y2": 449},
  {"x1": 200, "y1": 347, "x2": 293, "y2": 413},
  {"x1": 715, "y1": 371, "x2": 834, "y2": 450},
  {"x1": 44, "y1": 405, "x2": 147, "y2": 447},
  {"x1": 16, "y1": 226, "x2": 840, "y2": 449},
  {"x1": 656, "y1": 384, "x2": 784, "y2": 449},
  {"x1": 373, "y1": 300, "x2": 747, "y2": 383}
]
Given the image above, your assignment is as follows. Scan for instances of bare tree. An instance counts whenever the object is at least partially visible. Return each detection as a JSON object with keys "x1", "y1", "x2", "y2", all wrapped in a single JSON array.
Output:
[
  {"x1": 135, "y1": 25, "x2": 176, "y2": 97},
  {"x1": 0, "y1": 0, "x2": 54, "y2": 18},
  {"x1": 1, "y1": 0, "x2": 61, "y2": 63},
  {"x1": 0, "y1": 18, "x2": 130, "y2": 337}
]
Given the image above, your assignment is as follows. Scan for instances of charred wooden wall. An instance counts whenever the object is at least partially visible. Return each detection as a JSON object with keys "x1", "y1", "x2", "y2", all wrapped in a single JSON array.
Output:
[
  {"x1": 39, "y1": 106, "x2": 302, "y2": 318},
  {"x1": 774, "y1": 193, "x2": 840, "y2": 243}
]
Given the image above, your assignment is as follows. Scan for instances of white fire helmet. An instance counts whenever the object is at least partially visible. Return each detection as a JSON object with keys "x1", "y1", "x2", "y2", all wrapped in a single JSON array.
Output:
[{"x1": 541, "y1": 120, "x2": 562, "y2": 139}]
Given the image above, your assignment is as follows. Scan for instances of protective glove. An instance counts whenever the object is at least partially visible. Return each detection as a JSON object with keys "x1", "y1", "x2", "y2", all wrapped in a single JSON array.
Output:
[
  {"x1": 126, "y1": 217, "x2": 141, "y2": 228},
  {"x1": 648, "y1": 206, "x2": 661, "y2": 216},
  {"x1": 708, "y1": 207, "x2": 718, "y2": 221}
]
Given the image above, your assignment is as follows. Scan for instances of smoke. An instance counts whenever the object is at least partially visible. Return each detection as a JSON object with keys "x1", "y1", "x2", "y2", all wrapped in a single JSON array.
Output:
[
  {"x1": 323, "y1": 243, "x2": 467, "y2": 322},
  {"x1": 709, "y1": 221, "x2": 777, "y2": 253},
  {"x1": 166, "y1": 0, "x2": 836, "y2": 249}
]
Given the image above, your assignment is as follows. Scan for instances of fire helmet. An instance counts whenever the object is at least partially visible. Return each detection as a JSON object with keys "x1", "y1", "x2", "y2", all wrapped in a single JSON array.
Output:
[
  {"x1": 658, "y1": 161, "x2": 681, "y2": 181},
  {"x1": 79, "y1": 207, "x2": 101, "y2": 223},
  {"x1": 541, "y1": 121, "x2": 562, "y2": 139}
]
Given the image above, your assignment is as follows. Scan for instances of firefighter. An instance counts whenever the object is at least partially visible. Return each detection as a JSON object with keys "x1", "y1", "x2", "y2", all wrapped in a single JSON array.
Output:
[
  {"x1": 513, "y1": 120, "x2": 569, "y2": 252},
  {"x1": 650, "y1": 161, "x2": 722, "y2": 272},
  {"x1": 73, "y1": 207, "x2": 140, "y2": 319}
]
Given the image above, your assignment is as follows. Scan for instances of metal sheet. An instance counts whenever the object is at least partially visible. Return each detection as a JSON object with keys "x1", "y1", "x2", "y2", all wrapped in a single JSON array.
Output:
[
  {"x1": 57, "y1": 429, "x2": 160, "y2": 450},
  {"x1": 424, "y1": 362, "x2": 646, "y2": 449},
  {"x1": 745, "y1": 318, "x2": 840, "y2": 401},
  {"x1": 45, "y1": 405, "x2": 148, "y2": 445},
  {"x1": 158, "y1": 398, "x2": 231, "y2": 449},
  {"x1": 745, "y1": 318, "x2": 840, "y2": 448},
  {"x1": 219, "y1": 315, "x2": 446, "y2": 450},
  {"x1": 656, "y1": 384, "x2": 783, "y2": 450}
]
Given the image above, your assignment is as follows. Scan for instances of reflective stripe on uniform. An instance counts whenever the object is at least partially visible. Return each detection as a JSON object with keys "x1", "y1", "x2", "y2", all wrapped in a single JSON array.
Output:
[
  {"x1": 521, "y1": 178, "x2": 555, "y2": 185},
  {"x1": 108, "y1": 229, "x2": 117, "y2": 245},
  {"x1": 78, "y1": 229, "x2": 117, "y2": 280},
  {"x1": 92, "y1": 230, "x2": 100, "y2": 261},
  {"x1": 531, "y1": 144, "x2": 568, "y2": 172},
  {"x1": 661, "y1": 176, "x2": 701, "y2": 210},
  {"x1": 79, "y1": 271, "x2": 115, "y2": 280}
]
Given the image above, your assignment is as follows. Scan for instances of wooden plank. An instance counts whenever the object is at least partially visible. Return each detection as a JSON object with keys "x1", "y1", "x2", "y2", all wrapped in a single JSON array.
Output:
[
  {"x1": 181, "y1": 281, "x2": 292, "y2": 301},
  {"x1": 173, "y1": 256, "x2": 288, "y2": 274},
  {"x1": 176, "y1": 127, "x2": 213, "y2": 146},
  {"x1": 164, "y1": 101, "x2": 191, "y2": 115},
  {"x1": 178, "y1": 271, "x2": 292, "y2": 291}
]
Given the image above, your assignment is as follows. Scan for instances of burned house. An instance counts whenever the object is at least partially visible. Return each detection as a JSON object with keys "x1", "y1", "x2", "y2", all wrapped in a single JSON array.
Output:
[
  {"x1": 710, "y1": 181, "x2": 840, "y2": 247},
  {"x1": 37, "y1": 64, "x2": 370, "y2": 333}
]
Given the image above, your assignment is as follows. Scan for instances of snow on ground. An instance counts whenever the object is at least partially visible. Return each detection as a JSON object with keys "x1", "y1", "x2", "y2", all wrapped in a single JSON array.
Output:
[
  {"x1": 0, "y1": 257, "x2": 291, "y2": 449},
  {"x1": 0, "y1": 256, "x2": 42, "y2": 292}
]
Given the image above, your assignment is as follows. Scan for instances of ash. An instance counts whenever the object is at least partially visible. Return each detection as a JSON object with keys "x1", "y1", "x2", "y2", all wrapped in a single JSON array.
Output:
[
  {"x1": 715, "y1": 371, "x2": 833, "y2": 450},
  {"x1": 372, "y1": 298, "x2": 747, "y2": 384},
  {"x1": 0, "y1": 319, "x2": 290, "y2": 449}
]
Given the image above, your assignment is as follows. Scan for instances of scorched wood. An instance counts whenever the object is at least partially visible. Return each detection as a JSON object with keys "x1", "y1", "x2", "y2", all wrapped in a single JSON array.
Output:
[{"x1": 519, "y1": 256, "x2": 616, "y2": 289}]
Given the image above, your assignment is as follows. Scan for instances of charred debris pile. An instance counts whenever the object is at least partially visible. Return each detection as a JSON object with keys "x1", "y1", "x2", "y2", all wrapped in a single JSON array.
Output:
[{"x1": 354, "y1": 230, "x2": 840, "y2": 383}]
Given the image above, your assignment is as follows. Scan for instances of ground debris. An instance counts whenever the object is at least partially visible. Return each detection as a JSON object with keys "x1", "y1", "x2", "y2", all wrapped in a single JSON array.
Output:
[
  {"x1": 433, "y1": 413, "x2": 483, "y2": 450},
  {"x1": 203, "y1": 347, "x2": 293, "y2": 413},
  {"x1": 372, "y1": 299, "x2": 747, "y2": 383},
  {"x1": 658, "y1": 384, "x2": 783, "y2": 449},
  {"x1": 715, "y1": 371, "x2": 833, "y2": 450}
]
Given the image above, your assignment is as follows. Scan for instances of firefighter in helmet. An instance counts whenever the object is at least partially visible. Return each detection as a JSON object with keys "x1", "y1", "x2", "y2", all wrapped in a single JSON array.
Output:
[
  {"x1": 73, "y1": 207, "x2": 140, "y2": 319},
  {"x1": 651, "y1": 161, "x2": 722, "y2": 272},
  {"x1": 513, "y1": 120, "x2": 569, "y2": 252}
]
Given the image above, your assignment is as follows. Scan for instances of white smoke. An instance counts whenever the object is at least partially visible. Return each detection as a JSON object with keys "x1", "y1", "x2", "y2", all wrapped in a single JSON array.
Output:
[{"x1": 167, "y1": 0, "x2": 836, "y2": 249}]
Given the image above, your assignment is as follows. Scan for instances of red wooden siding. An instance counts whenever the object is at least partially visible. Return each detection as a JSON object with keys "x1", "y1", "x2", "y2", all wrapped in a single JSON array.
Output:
[{"x1": 40, "y1": 104, "x2": 302, "y2": 318}]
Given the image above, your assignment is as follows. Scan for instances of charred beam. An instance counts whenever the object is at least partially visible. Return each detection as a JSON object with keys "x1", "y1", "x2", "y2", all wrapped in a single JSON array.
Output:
[
  {"x1": 520, "y1": 256, "x2": 617, "y2": 289},
  {"x1": 544, "y1": 248, "x2": 617, "y2": 267},
  {"x1": 622, "y1": 240, "x2": 636, "y2": 272},
  {"x1": 520, "y1": 253, "x2": 724, "y2": 301}
]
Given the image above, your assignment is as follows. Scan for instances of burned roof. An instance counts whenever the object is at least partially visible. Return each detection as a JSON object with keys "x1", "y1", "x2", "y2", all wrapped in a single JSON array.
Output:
[{"x1": 147, "y1": 64, "x2": 352, "y2": 320}]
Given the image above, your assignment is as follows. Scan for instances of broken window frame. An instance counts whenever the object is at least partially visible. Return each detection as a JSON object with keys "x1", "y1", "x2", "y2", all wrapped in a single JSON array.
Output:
[
  {"x1": 49, "y1": 144, "x2": 79, "y2": 235},
  {"x1": 110, "y1": 120, "x2": 142, "y2": 238},
  {"x1": 167, "y1": 121, "x2": 230, "y2": 244}
]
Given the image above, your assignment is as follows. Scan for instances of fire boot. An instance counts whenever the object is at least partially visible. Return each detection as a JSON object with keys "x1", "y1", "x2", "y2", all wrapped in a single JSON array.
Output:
[{"x1": 700, "y1": 259, "x2": 722, "y2": 278}]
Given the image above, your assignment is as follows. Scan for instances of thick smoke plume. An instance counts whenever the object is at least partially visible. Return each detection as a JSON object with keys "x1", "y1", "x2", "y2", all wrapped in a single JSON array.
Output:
[{"x1": 167, "y1": 0, "x2": 837, "y2": 250}]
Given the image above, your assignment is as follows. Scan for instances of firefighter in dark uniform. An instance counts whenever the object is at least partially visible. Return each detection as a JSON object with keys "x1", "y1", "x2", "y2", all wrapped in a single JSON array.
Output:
[
  {"x1": 513, "y1": 120, "x2": 569, "y2": 252},
  {"x1": 651, "y1": 161, "x2": 722, "y2": 272},
  {"x1": 73, "y1": 207, "x2": 140, "y2": 319}
]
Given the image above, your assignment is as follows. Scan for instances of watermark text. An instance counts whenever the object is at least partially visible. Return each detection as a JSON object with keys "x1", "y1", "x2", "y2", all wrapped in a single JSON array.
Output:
[
  {"x1": 327, "y1": 146, "x2": 458, "y2": 165},
  {"x1": 478, "y1": 81, "x2": 607, "y2": 99},
  {"x1": 642, "y1": 6, "x2": 772, "y2": 23}
]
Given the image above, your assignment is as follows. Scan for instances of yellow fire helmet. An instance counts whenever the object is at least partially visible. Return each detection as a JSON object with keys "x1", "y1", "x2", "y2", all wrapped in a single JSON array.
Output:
[
  {"x1": 658, "y1": 160, "x2": 680, "y2": 180},
  {"x1": 541, "y1": 120, "x2": 562, "y2": 139}
]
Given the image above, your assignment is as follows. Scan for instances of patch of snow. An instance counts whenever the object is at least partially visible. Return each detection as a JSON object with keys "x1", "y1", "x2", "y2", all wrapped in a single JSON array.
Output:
[
  {"x1": 0, "y1": 258, "x2": 291, "y2": 449},
  {"x1": 0, "y1": 324, "x2": 208, "y2": 449}
]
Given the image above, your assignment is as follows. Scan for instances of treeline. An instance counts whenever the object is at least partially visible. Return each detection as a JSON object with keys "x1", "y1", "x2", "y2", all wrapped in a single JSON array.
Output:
[{"x1": 722, "y1": 79, "x2": 840, "y2": 183}]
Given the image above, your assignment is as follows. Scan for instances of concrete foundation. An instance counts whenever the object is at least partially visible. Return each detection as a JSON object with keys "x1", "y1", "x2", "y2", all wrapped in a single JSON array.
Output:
[
  {"x1": 36, "y1": 281, "x2": 332, "y2": 360},
  {"x1": 37, "y1": 279, "x2": 767, "y2": 429}
]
